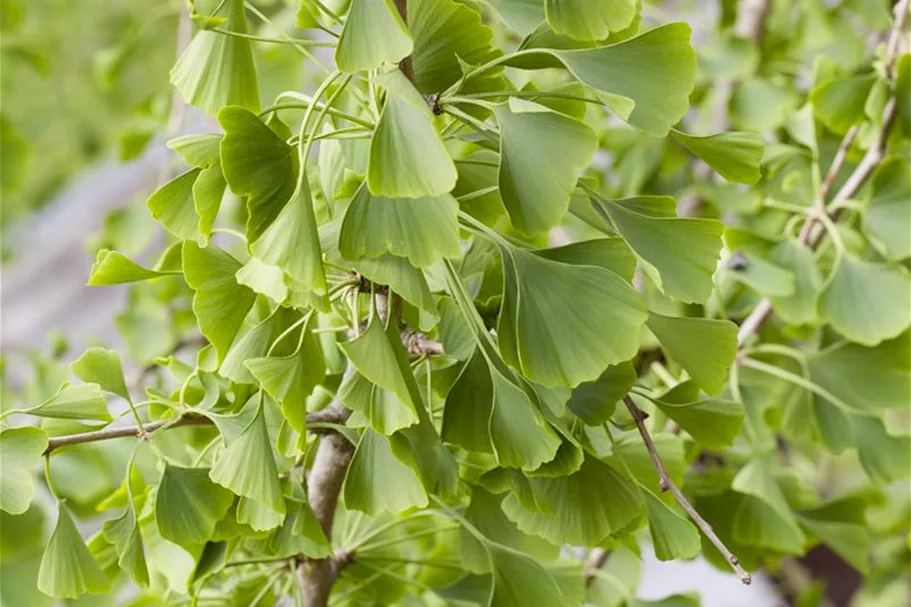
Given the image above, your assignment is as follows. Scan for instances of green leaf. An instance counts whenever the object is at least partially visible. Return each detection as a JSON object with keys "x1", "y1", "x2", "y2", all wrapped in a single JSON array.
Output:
[
  {"x1": 367, "y1": 69, "x2": 457, "y2": 198},
  {"x1": 167, "y1": 133, "x2": 223, "y2": 168},
  {"x1": 182, "y1": 241, "x2": 256, "y2": 363},
  {"x1": 271, "y1": 499, "x2": 331, "y2": 558},
  {"x1": 339, "y1": 183, "x2": 461, "y2": 267},
  {"x1": 643, "y1": 488, "x2": 700, "y2": 561},
  {"x1": 768, "y1": 239, "x2": 822, "y2": 326},
  {"x1": 335, "y1": 0, "x2": 412, "y2": 72},
  {"x1": 353, "y1": 254, "x2": 437, "y2": 314},
  {"x1": 810, "y1": 74, "x2": 876, "y2": 134},
  {"x1": 210, "y1": 402, "x2": 286, "y2": 515},
  {"x1": 37, "y1": 502, "x2": 111, "y2": 599},
  {"x1": 251, "y1": 174, "x2": 328, "y2": 300},
  {"x1": 646, "y1": 313, "x2": 737, "y2": 396},
  {"x1": 807, "y1": 335, "x2": 909, "y2": 415},
  {"x1": 410, "y1": 0, "x2": 502, "y2": 93},
  {"x1": 731, "y1": 457, "x2": 806, "y2": 553},
  {"x1": 170, "y1": 0, "x2": 260, "y2": 115},
  {"x1": 220, "y1": 309, "x2": 291, "y2": 384},
  {"x1": 0, "y1": 427, "x2": 47, "y2": 515},
  {"x1": 102, "y1": 501, "x2": 149, "y2": 586},
  {"x1": 544, "y1": 0, "x2": 637, "y2": 41},
  {"x1": 600, "y1": 196, "x2": 723, "y2": 303},
  {"x1": 340, "y1": 315, "x2": 421, "y2": 427},
  {"x1": 652, "y1": 381, "x2": 744, "y2": 449},
  {"x1": 500, "y1": 247, "x2": 646, "y2": 388},
  {"x1": 155, "y1": 465, "x2": 234, "y2": 547},
  {"x1": 442, "y1": 349, "x2": 495, "y2": 453},
  {"x1": 852, "y1": 416, "x2": 911, "y2": 485},
  {"x1": 236, "y1": 496, "x2": 284, "y2": 531},
  {"x1": 566, "y1": 362, "x2": 636, "y2": 425},
  {"x1": 495, "y1": 99, "x2": 598, "y2": 234},
  {"x1": 670, "y1": 129, "x2": 764, "y2": 184},
  {"x1": 510, "y1": 24, "x2": 696, "y2": 135},
  {"x1": 797, "y1": 514, "x2": 869, "y2": 574},
  {"x1": 193, "y1": 163, "x2": 227, "y2": 243},
  {"x1": 245, "y1": 323, "x2": 326, "y2": 433},
  {"x1": 343, "y1": 427, "x2": 428, "y2": 514},
  {"x1": 25, "y1": 383, "x2": 112, "y2": 422},
  {"x1": 219, "y1": 106, "x2": 297, "y2": 242},
  {"x1": 88, "y1": 249, "x2": 177, "y2": 285},
  {"x1": 864, "y1": 157, "x2": 911, "y2": 260},
  {"x1": 535, "y1": 238, "x2": 637, "y2": 283},
  {"x1": 147, "y1": 169, "x2": 202, "y2": 241},
  {"x1": 69, "y1": 347, "x2": 131, "y2": 404},
  {"x1": 487, "y1": 543, "x2": 568, "y2": 607},
  {"x1": 819, "y1": 254, "x2": 911, "y2": 346},
  {"x1": 501, "y1": 455, "x2": 644, "y2": 545}
]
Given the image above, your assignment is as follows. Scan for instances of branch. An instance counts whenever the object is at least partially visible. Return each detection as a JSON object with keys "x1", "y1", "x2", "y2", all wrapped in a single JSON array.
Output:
[
  {"x1": 737, "y1": 0, "x2": 909, "y2": 346},
  {"x1": 623, "y1": 397, "x2": 753, "y2": 584},
  {"x1": 43, "y1": 414, "x2": 212, "y2": 455}
]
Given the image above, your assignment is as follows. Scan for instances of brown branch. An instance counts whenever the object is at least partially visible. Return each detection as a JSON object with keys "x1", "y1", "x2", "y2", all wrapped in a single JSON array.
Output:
[
  {"x1": 583, "y1": 549, "x2": 612, "y2": 587},
  {"x1": 43, "y1": 414, "x2": 212, "y2": 455},
  {"x1": 623, "y1": 397, "x2": 753, "y2": 584},
  {"x1": 737, "y1": 0, "x2": 909, "y2": 346}
]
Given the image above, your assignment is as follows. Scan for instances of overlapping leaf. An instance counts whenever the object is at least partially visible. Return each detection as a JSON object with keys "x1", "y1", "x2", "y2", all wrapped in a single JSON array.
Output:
[
  {"x1": 646, "y1": 313, "x2": 737, "y2": 396},
  {"x1": 0, "y1": 427, "x2": 48, "y2": 514},
  {"x1": 38, "y1": 502, "x2": 111, "y2": 599},
  {"x1": 544, "y1": 0, "x2": 637, "y2": 41},
  {"x1": 335, "y1": 0, "x2": 412, "y2": 72}
]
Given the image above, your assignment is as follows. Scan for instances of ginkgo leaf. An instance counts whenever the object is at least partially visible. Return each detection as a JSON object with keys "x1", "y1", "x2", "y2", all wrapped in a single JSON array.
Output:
[
  {"x1": 219, "y1": 106, "x2": 297, "y2": 242},
  {"x1": 768, "y1": 239, "x2": 822, "y2": 326},
  {"x1": 182, "y1": 241, "x2": 256, "y2": 363},
  {"x1": 731, "y1": 457, "x2": 805, "y2": 553},
  {"x1": 670, "y1": 130, "x2": 764, "y2": 184},
  {"x1": 246, "y1": 322, "x2": 326, "y2": 433},
  {"x1": 566, "y1": 362, "x2": 636, "y2": 425},
  {"x1": 25, "y1": 383, "x2": 112, "y2": 422},
  {"x1": 819, "y1": 254, "x2": 911, "y2": 347},
  {"x1": 798, "y1": 515, "x2": 868, "y2": 574},
  {"x1": 343, "y1": 428, "x2": 428, "y2": 514},
  {"x1": 599, "y1": 196, "x2": 723, "y2": 303},
  {"x1": 339, "y1": 183, "x2": 460, "y2": 267},
  {"x1": 544, "y1": 0, "x2": 637, "y2": 41},
  {"x1": 0, "y1": 427, "x2": 47, "y2": 515},
  {"x1": 339, "y1": 315, "x2": 421, "y2": 425},
  {"x1": 495, "y1": 99, "x2": 597, "y2": 234},
  {"x1": 354, "y1": 254, "x2": 437, "y2": 313},
  {"x1": 38, "y1": 502, "x2": 111, "y2": 599},
  {"x1": 147, "y1": 169, "x2": 202, "y2": 241},
  {"x1": 170, "y1": 0, "x2": 260, "y2": 115},
  {"x1": 367, "y1": 70, "x2": 457, "y2": 198},
  {"x1": 271, "y1": 499, "x2": 331, "y2": 558},
  {"x1": 643, "y1": 488, "x2": 700, "y2": 561},
  {"x1": 340, "y1": 371, "x2": 420, "y2": 435},
  {"x1": 70, "y1": 347, "x2": 131, "y2": 404},
  {"x1": 193, "y1": 163, "x2": 227, "y2": 243},
  {"x1": 210, "y1": 402, "x2": 286, "y2": 515},
  {"x1": 235, "y1": 257, "x2": 289, "y2": 305},
  {"x1": 167, "y1": 133, "x2": 223, "y2": 168},
  {"x1": 652, "y1": 381, "x2": 744, "y2": 449},
  {"x1": 488, "y1": 365, "x2": 563, "y2": 470},
  {"x1": 852, "y1": 416, "x2": 911, "y2": 485},
  {"x1": 88, "y1": 249, "x2": 178, "y2": 285},
  {"x1": 807, "y1": 335, "x2": 909, "y2": 415},
  {"x1": 535, "y1": 238, "x2": 637, "y2": 282},
  {"x1": 500, "y1": 247, "x2": 647, "y2": 388},
  {"x1": 155, "y1": 464, "x2": 234, "y2": 547},
  {"x1": 488, "y1": 543, "x2": 567, "y2": 607},
  {"x1": 251, "y1": 173, "x2": 327, "y2": 300},
  {"x1": 236, "y1": 496, "x2": 284, "y2": 531},
  {"x1": 501, "y1": 455, "x2": 644, "y2": 546},
  {"x1": 409, "y1": 0, "x2": 502, "y2": 93},
  {"x1": 102, "y1": 502, "x2": 149, "y2": 586},
  {"x1": 442, "y1": 349, "x2": 494, "y2": 453},
  {"x1": 335, "y1": 0, "x2": 412, "y2": 72},
  {"x1": 646, "y1": 313, "x2": 737, "y2": 396},
  {"x1": 810, "y1": 74, "x2": 876, "y2": 134},
  {"x1": 506, "y1": 24, "x2": 695, "y2": 135},
  {"x1": 487, "y1": 0, "x2": 546, "y2": 35},
  {"x1": 864, "y1": 158, "x2": 911, "y2": 261},
  {"x1": 219, "y1": 309, "x2": 292, "y2": 384}
]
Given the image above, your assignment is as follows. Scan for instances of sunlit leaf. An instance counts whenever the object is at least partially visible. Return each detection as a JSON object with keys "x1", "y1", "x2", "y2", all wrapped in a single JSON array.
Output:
[
  {"x1": 147, "y1": 169, "x2": 202, "y2": 241},
  {"x1": 367, "y1": 70, "x2": 457, "y2": 197},
  {"x1": 37, "y1": 502, "x2": 111, "y2": 599},
  {"x1": 646, "y1": 313, "x2": 737, "y2": 396},
  {"x1": 487, "y1": 543, "x2": 568, "y2": 607},
  {"x1": 26, "y1": 383, "x2": 112, "y2": 422},
  {"x1": 343, "y1": 427, "x2": 428, "y2": 514},
  {"x1": 335, "y1": 0, "x2": 412, "y2": 72},
  {"x1": 88, "y1": 249, "x2": 178, "y2": 285},
  {"x1": 102, "y1": 500, "x2": 148, "y2": 586},
  {"x1": 155, "y1": 464, "x2": 234, "y2": 547},
  {"x1": 864, "y1": 157, "x2": 911, "y2": 260},
  {"x1": 544, "y1": 0, "x2": 637, "y2": 41},
  {"x1": 182, "y1": 241, "x2": 256, "y2": 362},
  {"x1": 670, "y1": 129, "x2": 764, "y2": 184},
  {"x1": 69, "y1": 347, "x2": 131, "y2": 404},
  {"x1": 170, "y1": 0, "x2": 259, "y2": 115},
  {"x1": 0, "y1": 427, "x2": 47, "y2": 515}
]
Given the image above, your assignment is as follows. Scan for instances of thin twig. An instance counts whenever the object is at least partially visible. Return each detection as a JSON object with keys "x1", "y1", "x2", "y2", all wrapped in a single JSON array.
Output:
[
  {"x1": 43, "y1": 414, "x2": 212, "y2": 455},
  {"x1": 622, "y1": 397, "x2": 753, "y2": 584},
  {"x1": 583, "y1": 549, "x2": 612, "y2": 587}
]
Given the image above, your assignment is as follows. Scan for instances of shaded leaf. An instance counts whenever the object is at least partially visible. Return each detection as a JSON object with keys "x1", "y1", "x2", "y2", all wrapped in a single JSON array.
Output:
[
  {"x1": 38, "y1": 502, "x2": 110, "y2": 599},
  {"x1": 643, "y1": 488, "x2": 700, "y2": 561},
  {"x1": 864, "y1": 157, "x2": 911, "y2": 260},
  {"x1": 155, "y1": 465, "x2": 234, "y2": 547},
  {"x1": 670, "y1": 129, "x2": 764, "y2": 184},
  {"x1": 0, "y1": 427, "x2": 48, "y2": 515},
  {"x1": 646, "y1": 313, "x2": 737, "y2": 396},
  {"x1": 343, "y1": 428, "x2": 428, "y2": 514},
  {"x1": 566, "y1": 362, "x2": 636, "y2": 425}
]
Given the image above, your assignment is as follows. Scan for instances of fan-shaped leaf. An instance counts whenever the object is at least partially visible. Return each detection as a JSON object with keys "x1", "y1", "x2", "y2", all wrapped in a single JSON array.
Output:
[
  {"x1": 38, "y1": 502, "x2": 111, "y2": 599},
  {"x1": 88, "y1": 249, "x2": 178, "y2": 285},
  {"x1": 646, "y1": 313, "x2": 737, "y2": 396},
  {"x1": 0, "y1": 427, "x2": 47, "y2": 515},
  {"x1": 343, "y1": 428, "x2": 428, "y2": 514},
  {"x1": 25, "y1": 383, "x2": 112, "y2": 422},
  {"x1": 643, "y1": 488, "x2": 700, "y2": 561},
  {"x1": 335, "y1": 0, "x2": 412, "y2": 72},
  {"x1": 495, "y1": 99, "x2": 597, "y2": 234},
  {"x1": 670, "y1": 129, "x2": 764, "y2": 184},
  {"x1": 566, "y1": 362, "x2": 636, "y2": 425},
  {"x1": 147, "y1": 169, "x2": 202, "y2": 241},
  {"x1": 156, "y1": 465, "x2": 234, "y2": 547},
  {"x1": 865, "y1": 158, "x2": 911, "y2": 260},
  {"x1": 102, "y1": 501, "x2": 148, "y2": 586},
  {"x1": 652, "y1": 381, "x2": 744, "y2": 449},
  {"x1": 170, "y1": 0, "x2": 259, "y2": 115},
  {"x1": 544, "y1": 0, "x2": 637, "y2": 41},
  {"x1": 70, "y1": 347, "x2": 131, "y2": 404}
]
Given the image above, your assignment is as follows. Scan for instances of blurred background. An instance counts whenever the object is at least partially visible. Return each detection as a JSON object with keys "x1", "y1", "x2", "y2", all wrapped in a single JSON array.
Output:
[{"x1": 0, "y1": 1, "x2": 904, "y2": 606}]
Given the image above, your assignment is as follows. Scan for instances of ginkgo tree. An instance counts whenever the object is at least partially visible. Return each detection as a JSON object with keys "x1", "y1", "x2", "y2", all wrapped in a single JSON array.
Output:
[{"x1": 2, "y1": 0, "x2": 910, "y2": 606}]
